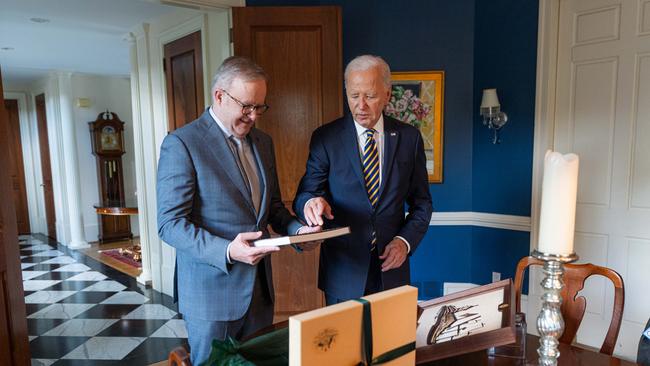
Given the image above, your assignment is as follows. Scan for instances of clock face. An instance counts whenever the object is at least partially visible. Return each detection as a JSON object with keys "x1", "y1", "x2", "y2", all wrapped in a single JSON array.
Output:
[{"x1": 100, "y1": 126, "x2": 119, "y2": 151}]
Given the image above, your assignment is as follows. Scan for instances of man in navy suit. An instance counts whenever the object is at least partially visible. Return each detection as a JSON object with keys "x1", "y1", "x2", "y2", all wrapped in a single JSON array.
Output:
[
  {"x1": 294, "y1": 55, "x2": 433, "y2": 305},
  {"x1": 157, "y1": 56, "x2": 319, "y2": 365}
]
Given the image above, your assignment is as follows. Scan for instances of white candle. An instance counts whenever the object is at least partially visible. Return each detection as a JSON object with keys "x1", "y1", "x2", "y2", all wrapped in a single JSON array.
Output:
[{"x1": 537, "y1": 150, "x2": 580, "y2": 256}]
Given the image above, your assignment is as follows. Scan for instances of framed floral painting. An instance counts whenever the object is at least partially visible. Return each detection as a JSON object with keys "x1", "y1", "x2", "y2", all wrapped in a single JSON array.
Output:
[{"x1": 384, "y1": 71, "x2": 444, "y2": 183}]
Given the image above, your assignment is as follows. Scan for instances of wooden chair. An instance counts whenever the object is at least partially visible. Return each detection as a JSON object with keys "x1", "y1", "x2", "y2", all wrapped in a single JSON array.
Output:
[{"x1": 514, "y1": 256, "x2": 625, "y2": 355}]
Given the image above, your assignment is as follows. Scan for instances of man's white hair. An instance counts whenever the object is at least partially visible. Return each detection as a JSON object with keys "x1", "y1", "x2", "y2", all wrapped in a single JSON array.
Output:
[{"x1": 344, "y1": 55, "x2": 391, "y2": 89}]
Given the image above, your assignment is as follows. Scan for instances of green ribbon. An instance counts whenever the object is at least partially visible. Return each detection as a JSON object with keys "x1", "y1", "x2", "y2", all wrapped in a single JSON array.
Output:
[
  {"x1": 202, "y1": 327, "x2": 289, "y2": 366},
  {"x1": 353, "y1": 299, "x2": 416, "y2": 365},
  {"x1": 203, "y1": 298, "x2": 415, "y2": 366},
  {"x1": 354, "y1": 298, "x2": 374, "y2": 365}
]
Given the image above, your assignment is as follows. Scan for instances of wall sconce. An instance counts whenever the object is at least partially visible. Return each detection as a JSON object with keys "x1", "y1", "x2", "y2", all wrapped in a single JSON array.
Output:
[{"x1": 480, "y1": 88, "x2": 508, "y2": 144}]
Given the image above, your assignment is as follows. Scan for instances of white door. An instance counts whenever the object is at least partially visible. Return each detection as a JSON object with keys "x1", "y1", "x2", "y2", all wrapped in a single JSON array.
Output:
[{"x1": 550, "y1": 0, "x2": 650, "y2": 359}]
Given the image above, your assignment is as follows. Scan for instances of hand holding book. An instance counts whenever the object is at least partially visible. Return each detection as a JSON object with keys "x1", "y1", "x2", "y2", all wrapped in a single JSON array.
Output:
[
  {"x1": 253, "y1": 227, "x2": 351, "y2": 247},
  {"x1": 295, "y1": 225, "x2": 324, "y2": 251}
]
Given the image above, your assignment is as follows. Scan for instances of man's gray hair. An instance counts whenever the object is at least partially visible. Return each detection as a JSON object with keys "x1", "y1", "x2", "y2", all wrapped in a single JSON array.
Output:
[
  {"x1": 211, "y1": 56, "x2": 267, "y2": 93},
  {"x1": 344, "y1": 55, "x2": 391, "y2": 89}
]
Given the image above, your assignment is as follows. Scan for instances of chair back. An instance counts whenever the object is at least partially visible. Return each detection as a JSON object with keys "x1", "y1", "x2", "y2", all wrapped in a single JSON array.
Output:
[
  {"x1": 513, "y1": 256, "x2": 624, "y2": 355},
  {"x1": 168, "y1": 346, "x2": 191, "y2": 366}
]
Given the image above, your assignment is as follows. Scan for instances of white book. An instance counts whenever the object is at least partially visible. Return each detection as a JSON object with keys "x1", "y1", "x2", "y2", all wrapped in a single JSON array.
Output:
[{"x1": 253, "y1": 227, "x2": 351, "y2": 247}]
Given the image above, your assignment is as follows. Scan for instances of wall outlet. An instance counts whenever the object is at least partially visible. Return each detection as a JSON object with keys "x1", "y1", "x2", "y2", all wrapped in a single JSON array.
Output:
[{"x1": 492, "y1": 271, "x2": 501, "y2": 283}]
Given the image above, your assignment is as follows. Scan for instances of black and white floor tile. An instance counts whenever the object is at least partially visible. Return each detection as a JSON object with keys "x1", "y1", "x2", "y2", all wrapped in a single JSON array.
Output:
[{"x1": 19, "y1": 234, "x2": 188, "y2": 366}]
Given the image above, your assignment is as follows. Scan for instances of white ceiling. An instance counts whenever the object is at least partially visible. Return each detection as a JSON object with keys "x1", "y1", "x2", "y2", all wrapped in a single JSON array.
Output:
[{"x1": 0, "y1": 0, "x2": 179, "y2": 86}]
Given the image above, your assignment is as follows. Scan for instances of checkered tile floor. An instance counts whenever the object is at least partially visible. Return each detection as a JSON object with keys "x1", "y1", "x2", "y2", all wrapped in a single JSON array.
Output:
[{"x1": 20, "y1": 234, "x2": 188, "y2": 366}]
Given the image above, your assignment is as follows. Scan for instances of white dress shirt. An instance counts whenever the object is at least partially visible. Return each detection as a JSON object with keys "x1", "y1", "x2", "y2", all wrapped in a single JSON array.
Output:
[
  {"x1": 354, "y1": 115, "x2": 384, "y2": 185},
  {"x1": 209, "y1": 107, "x2": 252, "y2": 264}
]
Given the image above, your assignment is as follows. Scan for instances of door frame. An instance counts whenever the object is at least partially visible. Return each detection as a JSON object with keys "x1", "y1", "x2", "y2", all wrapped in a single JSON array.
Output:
[
  {"x1": 159, "y1": 17, "x2": 210, "y2": 132},
  {"x1": 3, "y1": 92, "x2": 44, "y2": 234},
  {"x1": 528, "y1": 0, "x2": 560, "y2": 318},
  {"x1": 27, "y1": 74, "x2": 81, "y2": 247},
  {"x1": 0, "y1": 67, "x2": 31, "y2": 366},
  {"x1": 154, "y1": 17, "x2": 209, "y2": 289},
  {"x1": 128, "y1": 7, "x2": 231, "y2": 292}
]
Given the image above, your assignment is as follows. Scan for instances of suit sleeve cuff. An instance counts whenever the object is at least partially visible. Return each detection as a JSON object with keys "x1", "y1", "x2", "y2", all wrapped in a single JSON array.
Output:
[
  {"x1": 394, "y1": 236, "x2": 411, "y2": 253},
  {"x1": 226, "y1": 242, "x2": 233, "y2": 264}
]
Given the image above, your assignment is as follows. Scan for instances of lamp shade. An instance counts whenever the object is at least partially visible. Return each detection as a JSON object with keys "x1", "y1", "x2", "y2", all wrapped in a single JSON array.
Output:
[{"x1": 480, "y1": 88, "x2": 500, "y2": 109}]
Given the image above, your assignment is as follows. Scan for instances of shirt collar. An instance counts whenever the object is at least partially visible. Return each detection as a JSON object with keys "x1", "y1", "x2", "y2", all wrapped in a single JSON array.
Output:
[
  {"x1": 354, "y1": 114, "x2": 384, "y2": 138},
  {"x1": 209, "y1": 106, "x2": 235, "y2": 140}
]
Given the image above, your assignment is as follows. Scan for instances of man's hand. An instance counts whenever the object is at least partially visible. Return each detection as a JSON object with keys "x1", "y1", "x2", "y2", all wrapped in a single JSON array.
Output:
[
  {"x1": 295, "y1": 225, "x2": 323, "y2": 251},
  {"x1": 228, "y1": 231, "x2": 279, "y2": 265},
  {"x1": 379, "y1": 238, "x2": 408, "y2": 272},
  {"x1": 304, "y1": 197, "x2": 334, "y2": 226}
]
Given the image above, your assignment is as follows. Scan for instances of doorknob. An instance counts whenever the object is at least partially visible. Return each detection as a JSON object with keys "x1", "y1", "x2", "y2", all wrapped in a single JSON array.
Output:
[{"x1": 40, "y1": 184, "x2": 45, "y2": 187}]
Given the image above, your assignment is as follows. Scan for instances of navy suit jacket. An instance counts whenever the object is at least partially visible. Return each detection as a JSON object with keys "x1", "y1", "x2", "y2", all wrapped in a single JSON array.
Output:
[
  {"x1": 294, "y1": 114, "x2": 433, "y2": 300},
  {"x1": 157, "y1": 110, "x2": 301, "y2": 321}
]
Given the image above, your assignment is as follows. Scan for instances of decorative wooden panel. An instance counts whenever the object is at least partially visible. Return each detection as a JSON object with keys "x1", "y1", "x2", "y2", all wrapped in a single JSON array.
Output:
[
  {"x1": 233, "y1": 6, "x2": 342, "y2": 316},
  {"x1": 630, "y1": 54, "x2": 650, "y2": 208},
  {"x1": 641, "y1": 0, "x2": 650, "y2": 35},
  {"x1": 571, "y1": 59, "x2": 617, "y2": 206},
  {"x1": 574, "y1": 5, "x2": 620, "y2": 45}
]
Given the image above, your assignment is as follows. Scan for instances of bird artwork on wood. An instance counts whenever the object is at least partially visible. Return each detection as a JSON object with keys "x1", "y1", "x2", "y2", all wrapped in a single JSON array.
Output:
[{"x1": 426, "y1": 304, "x2": 485, "y2": 345}]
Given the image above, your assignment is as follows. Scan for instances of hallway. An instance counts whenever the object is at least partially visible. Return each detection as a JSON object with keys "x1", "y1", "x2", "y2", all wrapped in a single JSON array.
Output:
[{"x1": 20, "y1": 234, "x2": 187, "y2": 365}]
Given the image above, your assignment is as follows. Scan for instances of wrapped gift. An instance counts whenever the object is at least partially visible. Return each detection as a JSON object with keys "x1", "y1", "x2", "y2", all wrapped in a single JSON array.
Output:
[{"x1": 289, "y1": 285, "x2": 417, "y2": 365}]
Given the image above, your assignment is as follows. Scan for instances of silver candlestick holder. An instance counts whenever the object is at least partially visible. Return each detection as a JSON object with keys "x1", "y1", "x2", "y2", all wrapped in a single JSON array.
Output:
[{"x1": 531, "y1": 249, "x2": 578, "y2": 366}]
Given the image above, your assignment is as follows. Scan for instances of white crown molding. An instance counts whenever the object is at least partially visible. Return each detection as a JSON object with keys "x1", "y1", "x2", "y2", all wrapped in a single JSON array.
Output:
[
  {"x1": 158, "y1": 0, "x2": 243, "y2": 10},
  {"x1": 429, "y1": 212, "x2": 532, "y2": 232}
]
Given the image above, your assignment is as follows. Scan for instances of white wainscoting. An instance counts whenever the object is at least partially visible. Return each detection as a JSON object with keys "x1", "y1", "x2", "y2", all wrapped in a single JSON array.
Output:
[{"x1": 429, "y1": 212, "x2": 531, "y2": 232}]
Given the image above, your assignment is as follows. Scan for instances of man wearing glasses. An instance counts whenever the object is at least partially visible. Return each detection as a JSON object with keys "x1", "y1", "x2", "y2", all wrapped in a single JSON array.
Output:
[{"x1": 157, "y1": 56, "x2": 320, "y2": 365}]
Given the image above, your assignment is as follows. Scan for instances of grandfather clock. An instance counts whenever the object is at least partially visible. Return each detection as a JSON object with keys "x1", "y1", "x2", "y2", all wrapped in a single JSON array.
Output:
[{"x1": 89, "y1": 111, "x2": 132, "y2": 243}]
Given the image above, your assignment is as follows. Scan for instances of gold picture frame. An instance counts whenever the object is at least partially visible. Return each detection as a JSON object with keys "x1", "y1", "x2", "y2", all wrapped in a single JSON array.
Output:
[{"x1": 385, "y1": 71, "x2": 444, "y2": 183}]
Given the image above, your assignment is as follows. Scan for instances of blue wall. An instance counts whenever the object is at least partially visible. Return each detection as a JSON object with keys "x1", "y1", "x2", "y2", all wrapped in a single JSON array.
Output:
[
  {"x1": 472, "y1": 0, "x2": 538, "y2": 217},
  {"x1": 247, "y1": 0, "x2": 476, "y2": 213},
  {"x1": 470, "y1": 0, "x2": 538, "y2": 296},
  {"x1": 246, "y1": 0, "x2": 539, "y2": 298}
]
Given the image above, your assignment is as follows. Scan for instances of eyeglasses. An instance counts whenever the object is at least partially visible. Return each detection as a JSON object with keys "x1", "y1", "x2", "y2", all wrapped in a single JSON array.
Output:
[{"x1": 220, "y1": 89, "x2": 270, "y2": 115}]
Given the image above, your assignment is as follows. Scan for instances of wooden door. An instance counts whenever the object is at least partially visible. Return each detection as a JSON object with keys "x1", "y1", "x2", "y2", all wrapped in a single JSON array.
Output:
[
  {"x1": 35, "y1": 93, "x2": 56, "y2": 240},
  {"x1": 163, "y1": 30, "x2": 204, "y2": 132},
  {"x1": 0, "y1": 67, "x2": 31, "y2": 366},
  {"x1": 4, "y1": 99, "x2": 30, "y2": 234},
  {"x1": 548, "y1": 0, "x2": 650, "y2": 358},
  {"x1": 233, "y1": 6, "x2": 343, "y2": 317}
]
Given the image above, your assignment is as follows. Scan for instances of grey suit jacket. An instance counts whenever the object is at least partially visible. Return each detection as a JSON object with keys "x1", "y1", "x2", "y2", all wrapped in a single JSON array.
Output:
[{"x1": 157, "y1": 110, "x2": 301, "y2": 321}]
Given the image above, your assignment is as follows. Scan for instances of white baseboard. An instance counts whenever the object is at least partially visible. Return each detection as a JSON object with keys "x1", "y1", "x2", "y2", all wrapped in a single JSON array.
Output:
[{"x1": 430, "y1": 212, "x2": 531, "y2": 232}]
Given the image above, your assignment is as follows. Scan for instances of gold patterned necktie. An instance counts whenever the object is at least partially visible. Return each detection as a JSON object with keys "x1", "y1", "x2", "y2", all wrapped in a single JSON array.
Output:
[
  {"x1": 363, "y1": 129, "x2": 379, "y2": 248},
  {"x1": 363, "y1": 129, "x2": 380, "y2": 207},
  {"x1": 229, "y1": 136, "x2": 261, "y2": 214}
]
